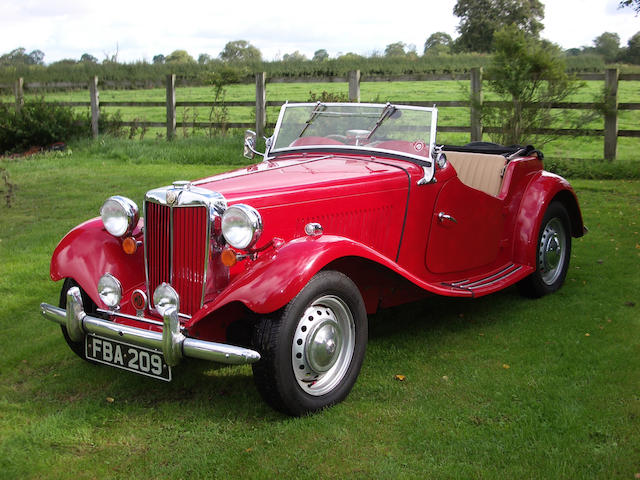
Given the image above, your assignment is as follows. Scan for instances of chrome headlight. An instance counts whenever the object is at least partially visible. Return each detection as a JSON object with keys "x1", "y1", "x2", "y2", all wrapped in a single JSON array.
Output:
[
  {"x1": 153, "y1": 283, "x2": 180, "y2": 316},
  {"x1": 221, "y1": 204, "x2": 263, "y2": 250},
  {"x1": 100, "y1": 196, "x2": 139, "y2": 237},
  {"x1": 98, "y1": 273, "x2": 122, "y2": 309}
]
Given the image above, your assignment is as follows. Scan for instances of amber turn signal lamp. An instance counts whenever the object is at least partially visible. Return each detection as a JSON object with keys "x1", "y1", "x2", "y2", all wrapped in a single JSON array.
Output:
[
  {"x1": 221, "y1": 248, "x2": 238, "y2": 267},
  {"x1": 122, "y1": 236, "x2": 137, "y2": 255}
]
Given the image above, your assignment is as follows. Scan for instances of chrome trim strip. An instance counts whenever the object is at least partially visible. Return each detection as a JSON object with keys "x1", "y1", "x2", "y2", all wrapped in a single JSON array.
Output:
[
  {"x1": 465, "y1": 266, "x2": 523, "y2": 289},
  {"x1": 417, "y1": 106, "x2": 438, "y2": 185},
  {"x1": 451, "y1": 264, "x2": 515, "y2": 287},
  {"x1": 463, "y1": 265, "x2": 519, "y2": 288},
  {"x1": 445, "y1": 264, "x2": 523, "y2": 290},
  {"x1": 270, "y1": 144, "x2": 433, "y2": 165},
  {"x1": 41, "y1": 288, "x2": 260, "y2": 367}
]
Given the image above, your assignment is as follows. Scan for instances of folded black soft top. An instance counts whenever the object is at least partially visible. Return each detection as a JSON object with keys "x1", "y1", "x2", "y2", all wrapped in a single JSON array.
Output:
[{"x1": 442, "y1": 142, "x2": 543, "y2": 160}]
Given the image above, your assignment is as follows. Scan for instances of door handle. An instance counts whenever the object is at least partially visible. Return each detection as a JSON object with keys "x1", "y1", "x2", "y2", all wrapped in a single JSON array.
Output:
[{"x1": 438, "y1": 212, "x2": 457, "y2": 224}]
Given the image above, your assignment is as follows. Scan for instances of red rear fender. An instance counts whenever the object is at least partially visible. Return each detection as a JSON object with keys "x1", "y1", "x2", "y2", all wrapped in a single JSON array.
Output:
[{"x1": 512, "y1": 172, "x2": 585, "y2": 267}]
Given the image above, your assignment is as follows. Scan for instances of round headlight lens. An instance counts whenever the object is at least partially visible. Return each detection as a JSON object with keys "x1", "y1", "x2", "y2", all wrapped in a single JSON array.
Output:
[
  {"x1": 153, "y1": 283, "x2": 180, "y2": 316},
  {"x1": 98, "y1": 273, "x2": 122, "y2": 309},
  {"x1": 221, "y1": 204, "x2": 263, "y2": 250},
  {"x1": 101, "y1": 196, "x2": 139, "y2": 237}
]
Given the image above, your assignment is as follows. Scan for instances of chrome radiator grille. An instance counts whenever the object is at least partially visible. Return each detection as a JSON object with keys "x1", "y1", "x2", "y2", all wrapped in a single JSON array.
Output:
[{"x1": 145, "y1": 202, "x2": 209, "y2": 317}]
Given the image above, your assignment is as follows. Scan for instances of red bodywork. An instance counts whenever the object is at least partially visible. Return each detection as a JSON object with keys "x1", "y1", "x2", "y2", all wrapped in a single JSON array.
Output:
[{"x1": 50, "y1": 150, "x2": 584, "y2": 342}]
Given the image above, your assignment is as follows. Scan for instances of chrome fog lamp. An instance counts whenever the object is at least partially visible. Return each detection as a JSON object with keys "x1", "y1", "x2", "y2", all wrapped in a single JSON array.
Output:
[
  {"x1": 100, "y1": 196, "x2": 139, "y2": 237},
  {"x1": 98, "y1": 273, "x2": 122, "y2": 309},
  {"x1": 221, "y1": 204, "x2": 263, "y2": 250},
  {"x1": 153, "y1": 283, "x2": 180, "y2": 316}
]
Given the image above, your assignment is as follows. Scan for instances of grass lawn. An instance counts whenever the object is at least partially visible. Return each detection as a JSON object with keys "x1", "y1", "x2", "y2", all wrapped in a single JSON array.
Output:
[{"x1": 1, "y1": 138, "x2": 639, "y2": 479}]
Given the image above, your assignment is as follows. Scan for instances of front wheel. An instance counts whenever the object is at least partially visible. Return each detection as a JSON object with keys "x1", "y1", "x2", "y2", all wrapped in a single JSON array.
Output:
[
  {"x1": 251, "y1": 271, "x2": 367, "y2": 416},
  {"x1": 518, "y1": 201, "x2": 572, "y2": 298}
]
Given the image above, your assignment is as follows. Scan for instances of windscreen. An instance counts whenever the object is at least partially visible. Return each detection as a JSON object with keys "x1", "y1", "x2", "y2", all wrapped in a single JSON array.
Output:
[{"x1": 271, "y1": 103, "x2": 436, "y2": 160}]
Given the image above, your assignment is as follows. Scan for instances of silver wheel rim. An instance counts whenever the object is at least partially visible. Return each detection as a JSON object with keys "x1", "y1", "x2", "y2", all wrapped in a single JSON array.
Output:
[
  {"x1": 291, "y1": 295, "x2": 355, "y2": 396},
  {"x1": 538, "y1": 217, "x2": 567, "y2": 285}
]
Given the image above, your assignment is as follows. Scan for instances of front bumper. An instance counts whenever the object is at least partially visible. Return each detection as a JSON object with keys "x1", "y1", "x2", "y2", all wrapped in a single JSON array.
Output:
[{"x1": 40, "y1": 286, "x2": 260, "y2": 367}]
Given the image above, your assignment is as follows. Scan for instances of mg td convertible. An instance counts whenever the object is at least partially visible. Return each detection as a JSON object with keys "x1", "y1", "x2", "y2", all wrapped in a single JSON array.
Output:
[{"x1": 41, "y1": 102, "x2": 586, "y2": 416}]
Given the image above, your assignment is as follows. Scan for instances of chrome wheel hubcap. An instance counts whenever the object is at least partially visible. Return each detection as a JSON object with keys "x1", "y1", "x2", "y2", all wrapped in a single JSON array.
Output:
[
  {"x1": 292, "y1": 295, "x2": 355, "y2": 396},
  {"x1": 538, "y1": 218, "x2": 567, "y2": 285}
]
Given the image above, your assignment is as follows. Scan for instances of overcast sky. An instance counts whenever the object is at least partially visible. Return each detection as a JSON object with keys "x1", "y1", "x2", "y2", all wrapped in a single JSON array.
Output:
[{"x1": 1, "y1": 0, "x2": 638, "y2": 63}]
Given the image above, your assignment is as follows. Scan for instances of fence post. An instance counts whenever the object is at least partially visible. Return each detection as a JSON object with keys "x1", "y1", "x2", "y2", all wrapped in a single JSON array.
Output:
[
  {"x1": 14, "y1": 78, "x2": 24, "y2": 112},
  {"x1": 166, "y1": 74, "x2": 176, "y2": 140},
  {"x1": 470, "y1": 67, "x2": 483, "y2": 142},
  {"x1": 604, "y1": 68, "x2": 618, "y2": 161},
  {"x1": 255, "y1": 72, "x2": 266, "y2": 138},
  {"x1": 89, "y1": 76, "x2": 100, "y2": 138},
  {"x1": 348, "y1": 70, "x2": 360, "y2": 103}
]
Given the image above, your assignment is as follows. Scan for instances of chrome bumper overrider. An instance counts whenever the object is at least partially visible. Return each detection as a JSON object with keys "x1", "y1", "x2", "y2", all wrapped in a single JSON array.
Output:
[{"x1": 40, "y1": 287, "x2": 260, "y2": 367}]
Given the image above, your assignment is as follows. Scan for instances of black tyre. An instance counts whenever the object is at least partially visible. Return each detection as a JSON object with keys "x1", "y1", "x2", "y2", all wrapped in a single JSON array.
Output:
[
  {"x1": 518, "y1": 201, "x2": 572, "y2": 298},
  {"x1": 59, "y1": 278, "x2": 99, "y2": 363},
  {"x1": 251, "y1": 271, "x2": 367, "y2": 416}
]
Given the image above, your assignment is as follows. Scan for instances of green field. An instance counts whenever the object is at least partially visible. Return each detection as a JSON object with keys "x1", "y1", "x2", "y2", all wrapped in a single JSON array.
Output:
[
  {"x1": 2, "y1": 78, "x2": 639, "y2": 161},
  {"x1": 1, "y1": 139, "x2": 639, "y2": 479}
]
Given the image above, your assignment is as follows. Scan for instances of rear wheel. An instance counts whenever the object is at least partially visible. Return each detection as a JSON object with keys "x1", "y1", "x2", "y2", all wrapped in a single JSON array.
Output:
[
  {"x1": 59, "y1": 278, "x2": 98, "y2": 363},
  {"x1": 251, "y1": 271, "x2": 367, "y2": 416},
  {"x1": 518, "y1": 202, "x2": 572, "y2": 298}
]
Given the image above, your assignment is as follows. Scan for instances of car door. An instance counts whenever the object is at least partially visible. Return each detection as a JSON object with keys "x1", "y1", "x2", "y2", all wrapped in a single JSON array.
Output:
[{"x1": 425, "y1": 176, "x2": 504, "y2": 274}]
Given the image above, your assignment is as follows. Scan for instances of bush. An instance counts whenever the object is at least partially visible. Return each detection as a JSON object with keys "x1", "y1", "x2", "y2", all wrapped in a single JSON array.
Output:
[
  {"x1": 482, "y1": 26, "x2": 588, "y2": 147},
  {"x1": 544, "y1": 157, "x2": 640, "y2": 179},
  {"x1": 0, "y1": 98, "x2": 89, "y2": 153}
]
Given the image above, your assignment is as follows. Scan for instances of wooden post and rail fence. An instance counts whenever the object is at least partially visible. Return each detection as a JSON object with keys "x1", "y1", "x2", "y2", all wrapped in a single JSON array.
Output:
[{"x1": 4, "y1": 68, "x2": 640, "y2": 160}]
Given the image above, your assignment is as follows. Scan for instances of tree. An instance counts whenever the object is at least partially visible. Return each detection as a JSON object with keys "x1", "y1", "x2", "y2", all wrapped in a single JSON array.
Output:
[
  {"x1": 165, "y1": 50, "x2": 195, "y2": 64},
  {"x1": 50, "y1": 59, "x2": 78, "y2": 66},
  {"x1": 423, "y1": 32, "x2": 453, "y2": 55},
  {"x1": 453, "y1": 0, "x2": 544, "y2": 53},
  {"x1": 152, "y1": 54, "x2": 165, "y2": 65},
  {"x1": 406, "y1": 44, "x2": 419, "y2": 59},
  {"x1": 0, "y1": 47, "x2": 45, "y2": 66},
  {"x1": 219, "y1": 40, "x2": 262, "y2": 63},
  {"x1": 29, "y1": 50, "x2": 45, "y2": 65},
  {"x1": 384, "y1": 41, "x2": 407, "y2": 57},
  {"x1": 619, "y1": 0, "x2": 640, "y2": 13},
  {"x1": 482, "y1": 25, "x2": 582, "y2": 146},
  {"x1": 198, "y1": 53, "x2": 213, "y2": 65},
  {"x1": 282, "y1": 50, "x2": 307, "y2": 61},
  {"x1": 313, "y1": 49, "x2": 329, "y2": 61},
  {"x1": 337, "y1": 52, "x2": 364, "y2": 61},
  {"x1": 80, "y1": 53, "x2": 98, "y2": 63},
  {"x1": 593, "y1": 32, "x2": 620, "y2": 63},
  {"x1": 626, "y1": 31, "x2": 640, "y2": 64}
]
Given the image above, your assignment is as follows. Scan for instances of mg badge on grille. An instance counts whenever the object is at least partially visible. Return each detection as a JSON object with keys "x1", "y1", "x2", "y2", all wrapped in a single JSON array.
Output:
[{"x1": 166, "y1": 190, "x2": 178, "y2": 206}]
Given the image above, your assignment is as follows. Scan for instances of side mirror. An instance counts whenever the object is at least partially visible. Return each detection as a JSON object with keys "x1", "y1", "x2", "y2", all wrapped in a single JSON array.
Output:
[
  {"x1": 434, "y1": 151, "x2": 447, "y2": 169},
  {"x1": 243, "y1": 130, "x2": 257, "y2": 159}
]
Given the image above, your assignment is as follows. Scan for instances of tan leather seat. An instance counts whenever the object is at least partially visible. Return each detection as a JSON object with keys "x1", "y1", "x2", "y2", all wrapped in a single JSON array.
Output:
[{"x1": 445, "y1": 151, "x2": 506, "y2": 197}]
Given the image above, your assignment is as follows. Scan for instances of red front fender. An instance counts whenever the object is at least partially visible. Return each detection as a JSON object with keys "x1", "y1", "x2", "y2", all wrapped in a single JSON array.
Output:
[
  {"x1": 50, "y1": 218, "x2": 145, "y2": 308},
  {"x1": 512, "y1": 171, "x2": 585, "y2": 267},
  {"x1": 187, "y1": 234, "x2": 472, "y2": 327}
]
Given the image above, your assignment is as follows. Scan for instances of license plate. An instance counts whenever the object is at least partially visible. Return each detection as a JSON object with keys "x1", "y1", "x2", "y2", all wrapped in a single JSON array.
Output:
[{"x1": 85, "y1": 334, "x2": 172, "y2": 381}]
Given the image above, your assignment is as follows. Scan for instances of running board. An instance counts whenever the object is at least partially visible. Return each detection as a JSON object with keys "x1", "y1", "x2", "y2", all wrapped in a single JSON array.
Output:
[{"x1": 440, "y1": 263, "x2": 533, "y2": 297}]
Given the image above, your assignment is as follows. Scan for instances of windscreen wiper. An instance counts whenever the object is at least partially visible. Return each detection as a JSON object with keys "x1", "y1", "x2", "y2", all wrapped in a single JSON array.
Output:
[
  {"x1": 298, "y1": 102, "x2": 326, "y2": 137},
  {"x1": 366, "y1": 103, "x2": 397, "y2": 140}
]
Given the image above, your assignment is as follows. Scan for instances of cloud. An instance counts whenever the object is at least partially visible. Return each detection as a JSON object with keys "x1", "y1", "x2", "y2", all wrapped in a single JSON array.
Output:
[{"x1": 1, "y1": 0, "x2": 638, "y2": 63}]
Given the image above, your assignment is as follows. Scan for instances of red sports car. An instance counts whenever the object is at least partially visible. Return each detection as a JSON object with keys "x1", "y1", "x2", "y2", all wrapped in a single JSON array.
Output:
[{"x1": 41, "y1": 102, "x2": 586, "y2": 415}]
